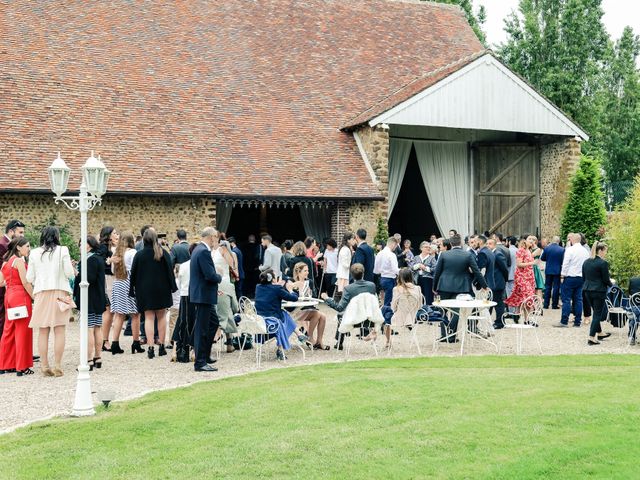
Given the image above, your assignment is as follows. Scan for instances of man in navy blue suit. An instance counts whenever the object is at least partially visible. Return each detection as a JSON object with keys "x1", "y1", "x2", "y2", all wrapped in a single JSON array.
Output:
[
  {"x1": 475, "y1": 235, "x2": 496, "y2": 292},
  {"x1": 488, "y1": 238, "x2": 509, "y2": 328},
  {"x1": 190, "y1": 227, "x2": 223, "y2": 372},
  {"x1": 541, "y1": 236, "x2": 565, "y2": 309},
  {"x1": 352, "y1": 228, "x2": 375, "y2": 282}
]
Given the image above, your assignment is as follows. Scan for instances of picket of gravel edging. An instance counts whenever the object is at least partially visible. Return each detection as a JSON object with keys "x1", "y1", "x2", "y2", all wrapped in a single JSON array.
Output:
[{"x1": 1, "y1": 304, "x2": 638, "y2": 433}]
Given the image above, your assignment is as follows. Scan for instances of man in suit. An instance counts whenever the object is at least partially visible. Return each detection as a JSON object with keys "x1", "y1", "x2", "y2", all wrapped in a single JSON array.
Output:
[
  {"x1": 540, "y1": 236, "x2": 565, "y2": 309},
  {"x1": 170, "y1": 229, "x2": 190, "y2": 266},
  {"x1": 0, "y1": 219, "x2": 25, "y2": 341},
  {"x1": 259, "y1": 234, "x2": 283, "y2": 279},
  {"x1": 475, "y1": 235, "x2": 495, "y2": 292},
  {"x1": 492, "y1": 233, "x2": 512, "y2": 270},
  {"x1": 322, "y1": 263, "x2": 377, "y2": 348},
  {"x1": 433, "y1": 234, "x2": 488, "y2": 342},
  {"x1": 352, "y1": 228, "x2": 375, "y2": 282},
  {"x1": 488, "y1": 238, "x2": 509, "y2": 329},
  {"x1": 189, "y1": 227, "x2": 223, "y2": 372}
]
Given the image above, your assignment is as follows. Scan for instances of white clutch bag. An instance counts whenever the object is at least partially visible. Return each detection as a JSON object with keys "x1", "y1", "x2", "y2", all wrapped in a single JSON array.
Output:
[{"x1": 7, "y1": 305, "x2": 28, "y2": 320}]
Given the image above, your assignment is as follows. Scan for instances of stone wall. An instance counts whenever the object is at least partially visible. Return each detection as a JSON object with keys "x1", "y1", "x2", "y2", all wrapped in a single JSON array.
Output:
[
  {"x1": 0, "y1": 193, "x2": 216, "y2": 240},
  {"x1": 540, "y1": 137, "x2": 582, "y2": 239}
]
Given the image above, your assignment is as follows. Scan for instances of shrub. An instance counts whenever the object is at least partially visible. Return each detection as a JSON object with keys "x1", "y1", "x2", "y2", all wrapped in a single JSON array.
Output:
[
  {"x1": 560, "y1": 155, "x2": 607, "y2": 245},
  {"x1": 607, "y1": 176, "x2": 640, "y2": 290},
  {"x1": 24, "y1": 215, "x2": 81, "y2": 261},
  {"x1": 374, "y1": 217, "x2": 388, "y2": 246}
]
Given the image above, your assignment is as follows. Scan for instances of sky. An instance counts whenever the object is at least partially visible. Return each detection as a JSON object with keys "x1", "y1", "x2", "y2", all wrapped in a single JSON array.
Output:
[{"x1": 481, "y1": 0, "x2": 640, "y2": 48}]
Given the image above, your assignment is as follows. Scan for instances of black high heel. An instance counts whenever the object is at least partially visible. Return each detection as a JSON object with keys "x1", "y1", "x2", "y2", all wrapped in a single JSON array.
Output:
[
  {"x1": 102, "y1": 340, "x2": 110, "y2": 352},
  {"x1": 147, "y1": 346, "x2": 155, "y2": 359},
  {"x1": 158, "y1": 344, "x2": 167, "y2": 357},
  {"x1": 110, "y1": 341, "x2": 125, "y2": 355},
  {"x1": 131, "y1": 340, "x2": 145, "y2": 354},
  {"x1": 93, "y1": 357, "x2": 102, "y2": 369}
]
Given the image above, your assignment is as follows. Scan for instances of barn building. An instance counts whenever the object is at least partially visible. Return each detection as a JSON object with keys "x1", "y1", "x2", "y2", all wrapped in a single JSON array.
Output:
[{"x1": 0, "y1": 0, "x2": 586, "y2": 243}]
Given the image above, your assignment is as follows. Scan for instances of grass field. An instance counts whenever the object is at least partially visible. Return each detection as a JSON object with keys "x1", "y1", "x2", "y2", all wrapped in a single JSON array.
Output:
[{"x1": 2, "y1": 355, "x2": 640, "y2": 479}]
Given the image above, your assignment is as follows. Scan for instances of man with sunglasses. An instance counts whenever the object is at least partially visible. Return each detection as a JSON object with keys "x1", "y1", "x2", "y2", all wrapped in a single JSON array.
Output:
[{"x1": 0, "y1": 220, "x2": 26, "y2": 340}]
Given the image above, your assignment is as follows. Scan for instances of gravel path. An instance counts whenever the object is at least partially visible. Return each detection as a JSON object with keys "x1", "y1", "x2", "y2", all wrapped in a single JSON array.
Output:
[{"x1": 1, "y1": 305, "x2": 636, "y2": 433}]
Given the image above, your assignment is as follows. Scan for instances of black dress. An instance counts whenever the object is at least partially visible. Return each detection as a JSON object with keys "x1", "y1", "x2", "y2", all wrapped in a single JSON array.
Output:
[{"x1": 129, "y1": 246, "x2": 177, "y2": 311}]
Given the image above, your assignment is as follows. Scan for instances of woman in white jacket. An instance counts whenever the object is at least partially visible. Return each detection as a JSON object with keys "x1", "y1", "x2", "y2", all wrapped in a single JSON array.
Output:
[
  {"x1": 336, "y1": 232, "x2": 355, "y2": 293},
  {"x1": 26, "y1": 227, "x2": 75, "y2": 377}
]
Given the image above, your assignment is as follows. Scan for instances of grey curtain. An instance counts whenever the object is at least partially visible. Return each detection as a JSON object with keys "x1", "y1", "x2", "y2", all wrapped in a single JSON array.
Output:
[
  {"x1": 216, "y1": 201, "x2": 233, "y2": 233},
  {"x1": 299, "y1": 205, "x2": 331, "y2": 241},
  {"x1": 387, "y1": 138, "x2": 413, "y2": 219},
  {"x1": 414, "y1": 141, "x2": 471, "y2": 235}
]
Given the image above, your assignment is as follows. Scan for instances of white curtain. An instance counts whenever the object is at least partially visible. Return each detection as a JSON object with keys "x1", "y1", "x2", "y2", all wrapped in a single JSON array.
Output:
[
  {"x1": 414, "y1": 141, "x2": 470, "y2": 235},
  {"x1": 299, "y1": 205, "x2": 331, "y2": 241},
  {"x1": 387, "y1": 138, "x2": 413, "y2": 219},
  {"x1": 216, "y1": 201, "x2": 233, "y2": 233}
]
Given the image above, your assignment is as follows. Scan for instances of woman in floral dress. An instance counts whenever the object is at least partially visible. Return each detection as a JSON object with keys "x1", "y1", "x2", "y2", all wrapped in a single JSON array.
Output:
[{"x1": 505, "y1": 237, "x2": 536, "y2": 313}]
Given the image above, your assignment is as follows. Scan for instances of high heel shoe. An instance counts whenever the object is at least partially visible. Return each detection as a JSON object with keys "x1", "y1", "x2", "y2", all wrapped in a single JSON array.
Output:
[
  {"x1": 93, "y1": 357, "x2": 102, "y2": 369},
  {"x1": 147, "y1": 346, "x2": 155, "y2": 359},
  {"x1": 131, "y1": 340, "x2": 145, "y2": 354},
  {"x1": 102, "y1": 340, "x2": 110, "y2": 352},
  {"x1": 110, "y1": 341, "x2": 125, "y2": 355},
  {"x1": 158, "y1": 345, "x2": 167, "y2": 357}
]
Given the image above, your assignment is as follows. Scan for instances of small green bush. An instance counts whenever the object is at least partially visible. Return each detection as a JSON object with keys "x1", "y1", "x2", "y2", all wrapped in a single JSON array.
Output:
[
  {"x1": 560, "y1": 155, "x2": 607, "y2": 245},
  {"x1": 373, "y1": 217, "x2": 388, "y2": 246},
  {"x1": 24, "y1": 215, "x2": 80, "y2": 261},
  {"x1": 607, "y1": 176, "x2": 640, "y2": 290}
]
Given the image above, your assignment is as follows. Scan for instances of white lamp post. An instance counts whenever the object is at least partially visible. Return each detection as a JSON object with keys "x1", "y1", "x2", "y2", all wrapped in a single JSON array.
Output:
[{"x1": 48, "y1": 150, "x2": 110, "y2": 417}]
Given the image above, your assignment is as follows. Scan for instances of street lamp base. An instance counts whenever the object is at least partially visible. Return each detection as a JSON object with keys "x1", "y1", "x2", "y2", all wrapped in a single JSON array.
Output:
[{"x1": 71, "y1": 365, "x2": 95, "y2": 417}]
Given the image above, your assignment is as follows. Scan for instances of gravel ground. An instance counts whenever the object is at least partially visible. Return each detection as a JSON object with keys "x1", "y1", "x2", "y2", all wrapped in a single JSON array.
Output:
[{"x1": 1, "y1": 305, "x2": 636, "y2": 433}]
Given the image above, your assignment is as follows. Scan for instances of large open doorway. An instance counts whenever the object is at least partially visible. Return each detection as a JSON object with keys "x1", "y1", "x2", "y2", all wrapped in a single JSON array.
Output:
[
  {"x1": 226, "y1": 204, "x2": 306, "y2": 244},
  {"x1": 389, "y1": 146, "x2": 440, "y2": 248}
]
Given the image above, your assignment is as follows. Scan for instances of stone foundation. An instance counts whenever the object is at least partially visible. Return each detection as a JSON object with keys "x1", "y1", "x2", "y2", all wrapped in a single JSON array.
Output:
[
  {"x1": 540, "y1": 138, "x2": 582, "y2": 239},
  {"x1": 0, "y1": 193, "x2": 216, "y2": 240}
]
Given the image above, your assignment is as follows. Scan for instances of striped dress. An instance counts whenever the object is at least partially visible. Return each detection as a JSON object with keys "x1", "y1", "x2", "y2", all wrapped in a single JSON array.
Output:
[{"x1": 110, "y1": 248, "x2": 138, "y2": 314}]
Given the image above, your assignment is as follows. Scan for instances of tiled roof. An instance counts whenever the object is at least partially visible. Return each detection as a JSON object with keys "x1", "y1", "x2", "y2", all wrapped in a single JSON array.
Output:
[{"x1": 0, "y1": 0, "x2": 484, "y2": 198}]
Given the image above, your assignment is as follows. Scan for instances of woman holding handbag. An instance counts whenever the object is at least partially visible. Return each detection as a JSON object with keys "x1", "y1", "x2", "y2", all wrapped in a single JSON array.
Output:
[
  {"x1": 0, "y1": 237, "x2": 34, "y2": 376},
  {"x1": 26, "y1": 226, "x2": 76, "y2": 377}
]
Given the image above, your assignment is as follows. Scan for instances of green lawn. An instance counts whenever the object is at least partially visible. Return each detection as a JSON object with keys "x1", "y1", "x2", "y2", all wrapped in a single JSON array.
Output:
[{"x1": 2, "y1": 355, "x2": 640, "y2": 479}]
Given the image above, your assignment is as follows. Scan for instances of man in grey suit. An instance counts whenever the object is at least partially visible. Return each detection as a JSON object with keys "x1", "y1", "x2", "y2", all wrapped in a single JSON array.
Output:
[
  {"x1": 259, "y1": 234, "x2": 283, "y2": 279},
  {"x1": 433, "y1": 234, "x2": 488, "y2": 342},
  {"x1": 322, "y1": 263, "x2": 377, "y2": 348}
]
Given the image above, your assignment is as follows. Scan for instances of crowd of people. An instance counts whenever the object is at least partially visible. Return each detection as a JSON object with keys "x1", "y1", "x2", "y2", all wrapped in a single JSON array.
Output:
[{"x1": 0, "y1": 217, "x2": 635, "y2": 378}]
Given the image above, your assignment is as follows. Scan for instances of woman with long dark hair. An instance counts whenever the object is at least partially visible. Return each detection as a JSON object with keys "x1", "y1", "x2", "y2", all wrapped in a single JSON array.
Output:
[
  {"x1": 0, "y1": 237, "x2": 34, "y2": 376},
  {"x1": 26, "y1": 226, "x2": 75, "y2": 377},
  {"x1": 336, "y1": 232, "x2": 355, "y2": 293},
  {"x1": 129, "y1": 228, "x2": 177, "y2": 359},
  {"x1": 110, "y1": 231, "x2": 143, "y2": 355},
  {"x1": 98, "y1": 226, "x2": 119, "y2": 351}
]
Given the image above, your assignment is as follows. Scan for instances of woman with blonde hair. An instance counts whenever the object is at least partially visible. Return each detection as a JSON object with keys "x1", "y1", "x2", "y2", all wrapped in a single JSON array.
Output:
[
  {"x1": 110, "y1": 231, "x2": 144, "y2": 355},
  {"x1": 387, "y1": 268, "x2": 422, "y2": 347},
  {"x1": 129, "y1": 228, "x2": 177, "y2": 359},
  {"x1": 26, "y1": 226, "x2": 75, "y2": 377},
  {"x1": 287, "y1": 241, "x2": 315, "y2": 288},
  {"x1": 505, "y1": 237, "x2": 536, "y2": 314},
  {"x1": 291, "y1": 261, "x2": 328, "y2": 350}
]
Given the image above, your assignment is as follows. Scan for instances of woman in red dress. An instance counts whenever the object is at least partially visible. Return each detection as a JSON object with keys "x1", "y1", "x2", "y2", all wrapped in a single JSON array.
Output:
[
  {"x1": 505, "y1": 237, "x2": 536, "y2": 313},
  {"x1": 0, "y1": 237, "x2": 34, "y2": 376}
]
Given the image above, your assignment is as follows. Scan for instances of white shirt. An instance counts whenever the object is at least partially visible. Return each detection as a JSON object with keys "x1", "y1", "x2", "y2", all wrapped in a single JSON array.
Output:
[
  {"x1": 259, "y1": 244, "x2": 282, "y2": 278},
  {"x1": 124, "y1": 248, "x2": 136, "y2": 273},
  {"x1": 177, "y1": 260, "x2": 191, "y2": 296},
  {"x1": 324, "y1": 248, "x2": 338, "y2": 274},
  {"x1": 561, "y1": 243, "x2": 590, "y2": 277},
  {"x1": 373, "y1": 247, "x2": 399, "y2": 279},
  {"x1": 336, "y1": 246, "x2": 352, "y2": 280}
]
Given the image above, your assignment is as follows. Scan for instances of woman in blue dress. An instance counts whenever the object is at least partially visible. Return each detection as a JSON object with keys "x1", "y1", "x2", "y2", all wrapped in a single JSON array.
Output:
[{"x1": 254, "y1": 268, "x2": 308, "y2": 361}]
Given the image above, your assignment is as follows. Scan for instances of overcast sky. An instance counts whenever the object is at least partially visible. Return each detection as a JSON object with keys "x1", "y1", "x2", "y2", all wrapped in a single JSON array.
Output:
[{"x1": 481, "y1": 0, "x2": 640, "y2": 48}]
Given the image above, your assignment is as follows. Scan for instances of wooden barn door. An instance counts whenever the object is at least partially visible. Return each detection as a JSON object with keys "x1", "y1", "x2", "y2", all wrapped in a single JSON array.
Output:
[{"x1": 474, "y1": 145, "x2": 539, "y2": 236}]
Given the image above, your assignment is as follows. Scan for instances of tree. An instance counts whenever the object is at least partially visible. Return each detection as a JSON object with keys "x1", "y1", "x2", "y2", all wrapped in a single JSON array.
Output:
[
  {"x1": 607, "y1": 175, "x2": 640, "y2": 290},
  {"x1": 24, "y1": 215, "x2": 81, "y2": 261},
  {"x1": 374, "y1": 217, "x2": 389, "y2": 246},
  {"x1": 431, "y1": 0, "x2": 487, "y2": 44},
  {"x1": 560, "y1": 155, "x2": 607, "y2": 245},
  {"x1": 498, "y1": 0, "x2": 611, "y2": 140},
  {"x1": 600, "y1": 26, "x2": 640, "y2": 206}
]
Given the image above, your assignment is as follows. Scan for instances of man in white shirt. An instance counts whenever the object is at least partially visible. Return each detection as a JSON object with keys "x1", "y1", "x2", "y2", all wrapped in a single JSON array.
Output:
[
  {"x1": 555, "y1": 233, "x2": 590, "y2": 327},
  {"x1": 373, "y1": 237, "x2": 399, "y2": 306},
  {"x1": 259, "y1": 234, "x2": 282, "y2": 279}
]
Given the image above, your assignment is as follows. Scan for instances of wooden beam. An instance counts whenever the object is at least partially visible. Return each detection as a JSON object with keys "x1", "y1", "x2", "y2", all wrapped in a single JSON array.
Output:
[
  {"x1": 477, "y1": 191, "x2": 535, "y2": 197},
  {"x1": 489, "y1": 194, "x2": 535, "y2": 233},
  {"x1": 480, "y1": 149, "x2": 531, "y2": 193}
]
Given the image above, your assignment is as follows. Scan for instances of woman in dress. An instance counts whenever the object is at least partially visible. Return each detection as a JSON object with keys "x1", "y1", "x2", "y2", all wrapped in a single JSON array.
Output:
[
  {"x1": 214, "y1": 239, "x2": 239, "y2": 353},
  {"x1": 388, "y1": 268, "x2": 423, "y2": 347},
  {"x1": 254, "y1": 268, "x2": 306, "y2": 361},
  {"x1": 291, "y1": 262, "x2": 328, "y2": 350},
  {"x1": 129, "y1": 228, "x2": 177, "y2": 359},
  {"x1": 401, "y1": 239, "x2": 415, "y2": 267},
  {"x1": 172, "y1": 243, "x2": 198, "y2": 362},
  {"x1": 321, "y1": 238, "x2": 338, "y2": 296},
  {"x1": 0, "y1": 238, "x2": 34, "y2": 376},
  {"x1": 528, "y1": 235, "x2": 545, "y2": 297},
  {"x1": 110, "y1": 232, "x2": 143, "y2": 355},
  {"x1": 505, "y1": 237, "x2": 536, "y2": 314},
  {"x1": 73, "y1": 235, "x2": 106, "y2": 369},
  {"x1": 98, "y1": 226, "x2": 119, "y2": 352},
  {"x1": 336, "y1": 232, "x2": 355, "y2": 293},
  {"x1": 26, "y1": 226, "x2": 76, "y2": 377},
  {"x1": 412, "y1": 241, "x2": 437, "y2": 305}
]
